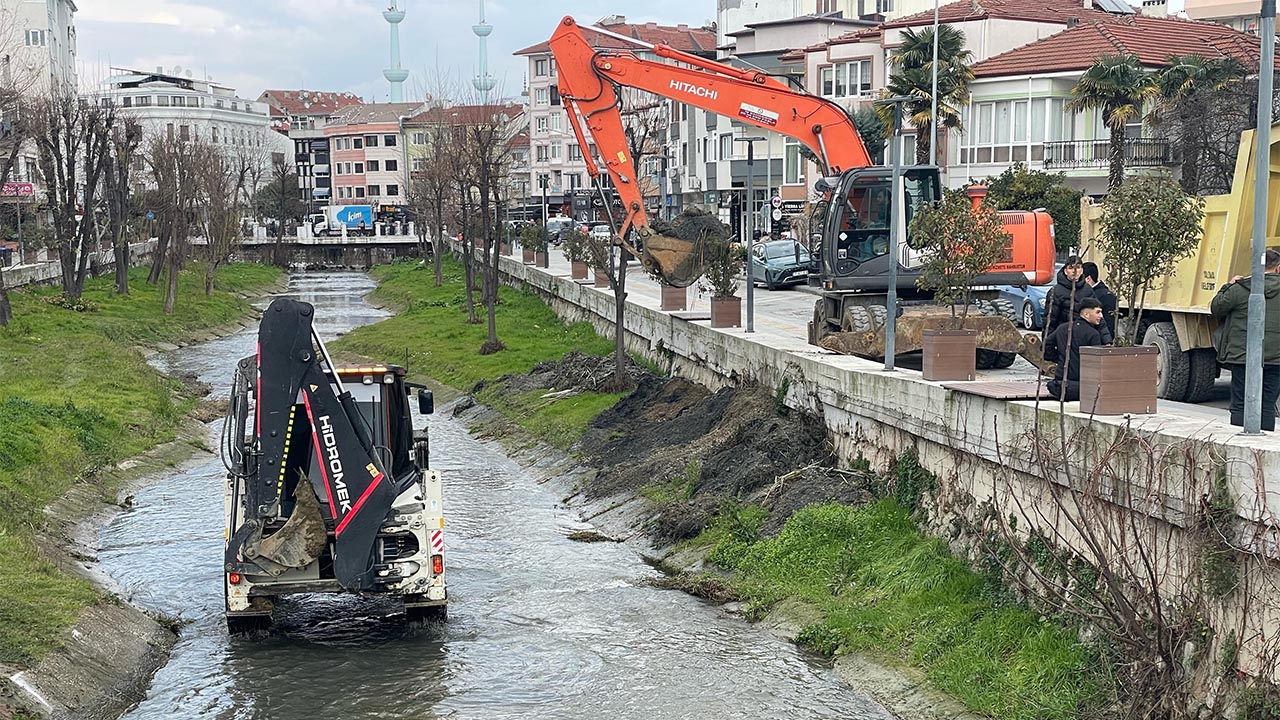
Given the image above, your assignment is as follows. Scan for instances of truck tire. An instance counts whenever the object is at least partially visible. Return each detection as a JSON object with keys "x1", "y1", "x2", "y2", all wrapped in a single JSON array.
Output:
[
  {"x1": 841, "y1": 306, "x2": 873, "y2": 333},
  {"x1": 809, "y1": 301, "x2": 829, "y2": 346},
  {"x1": 1184, "y1": 348, "x2": 1220, "y2": 404},
  {"x1": 1144, "y1": 321, "x2": 1190, "y2": 402},
  {"x1": 989, "y1": 297, "x2": 1017, "y2": 322}
]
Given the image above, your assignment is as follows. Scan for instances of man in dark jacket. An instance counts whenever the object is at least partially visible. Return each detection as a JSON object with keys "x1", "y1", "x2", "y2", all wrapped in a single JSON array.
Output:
[
  {"x1": 1211, "y1": 249, "x2": 1280, "y2": 431},
  {"x1": 1082, "y1": 261, "x2": 1118, "y2": 343},
  {"x1": 1044, "y1": 256, "x2": 1096, "y2": 342},
  {"x1": 1045, "y1": 298, "x2": 1106, "y2": 402}
]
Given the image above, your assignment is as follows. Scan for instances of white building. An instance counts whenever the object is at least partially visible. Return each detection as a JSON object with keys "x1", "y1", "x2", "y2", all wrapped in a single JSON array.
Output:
[
  {"x1": 84, "y1": 67, "x2": 292, "y2": 169},
  {"x1": 1183, "y1": 0, "x2": 1266, "y2": 33},
  {"x1": 716, "y1": 0, "x2": 935, "y2": 56},
  {"x1": 0, "y1": 0, "x2": 76, "y2": 94}
]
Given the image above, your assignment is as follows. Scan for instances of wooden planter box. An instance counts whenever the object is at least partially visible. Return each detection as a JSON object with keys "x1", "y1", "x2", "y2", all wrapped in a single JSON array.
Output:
[
  {"x1": 500, "y1": 241, "x2": 512, "y2": 256},
  {"x1": 536, "y1": 251, "x2": 548, "y2": 268},
  {"x1": 922, "y1": 329, "x2": 977, "y2": 382},
  {"x1": 710, "y1": 296, "x2": 741, "y2": 328},
  {"x1": 522, "y1": 247, "x2": 535, "y2": 264},
  {"x1": 571, "y1": 261, "x2": 588, "y2": 280},
  {"x1": 1079, "y1": 345, "x2": 1158, "y2": 415},
  {"x1": 594, "y1": 270, "x2": 610, "y2": 288},
  {"x1": 661, "y1": 284, "x2": 687, "y2": 311}
]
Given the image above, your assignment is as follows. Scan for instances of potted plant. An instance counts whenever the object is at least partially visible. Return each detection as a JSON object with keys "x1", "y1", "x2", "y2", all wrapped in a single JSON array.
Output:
[
  {"x1": 910, "y1": 186, "x2": 1012, "y2": 381},
  {"x1": 1081, "y1": 175, "x2": 1204, "y2": 414},
  {"x1": 562, "y1": 226, "x2": 591, "y2": 280},
  {"x1": 520, "y1": 223, "x2": 547, "y2": 265},
  {"x1": 700, "y1": 239, "x2": 746, "y2": 328}
]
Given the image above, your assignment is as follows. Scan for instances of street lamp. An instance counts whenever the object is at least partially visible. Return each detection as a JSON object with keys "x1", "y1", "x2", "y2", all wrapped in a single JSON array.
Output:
[
  {"x1": 1243, "y1": 0, "x2": 1275, "y2": 434},
  {"x1": 538, "y1": 172, "x2": 550, "y2": 226},
  {"x1": 735, "y1": 135, "x2": 765, "y2": 334}
]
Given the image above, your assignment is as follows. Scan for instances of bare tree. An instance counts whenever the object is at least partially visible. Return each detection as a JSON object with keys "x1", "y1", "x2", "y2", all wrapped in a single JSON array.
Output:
[
  {"x1": 29, "y1": 92, "x2": 114, "y2": 300},
  {"x1": 103, "y1": 118, "x2": 142, "y2": 294},
  {"x1": 406, "y1": 122, "x2": 452, "y2": 286},
  {"x1": 467, "y1": 101, "x2": 521, "y2": 355},
  {"x1": 145, "y1": 132, "x2": 205, "y2": 314},
  {"x1": 0, "y1": 8, "x2": 44, "y2": 324},
  {"x1": 445, "y1": 123, "x2": 480, "y2": 324},
  {"x1": 263, "y1": 152, "x2": 299, "y2": 267},
  {"x1": 196, "y1": 145, "x2": 250, "y2": 295}
]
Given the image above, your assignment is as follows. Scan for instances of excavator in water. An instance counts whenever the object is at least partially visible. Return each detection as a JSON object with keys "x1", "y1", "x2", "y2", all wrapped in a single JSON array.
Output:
[
  {"x1": 222, "y1": 298, "x2": 446, "y2": 633},
  {"x1": 547, "y1": 16, "x2": 1057, "y2": 369}
]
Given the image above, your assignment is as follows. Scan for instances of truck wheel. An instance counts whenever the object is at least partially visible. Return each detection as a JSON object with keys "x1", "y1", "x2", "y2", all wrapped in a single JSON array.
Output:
[
  {"x1": 841, "y1": 306, "x2": 873, "y2": 333},
  {"x1": 989, "y1": 298, "x2": 1017, "y2": 322},
  {"x1": 1184, "y1": 348, "x2": 1220, "y2": 404},
  {"x1": 1144, "y1": 321, "x2": 1190, "y2": 402},
  {"x1": 809, "y1": 301, "x2": 831, "y2": 346},
  {"x1": 993, "y1": 352, "x2": 1017, "y2": 369}
]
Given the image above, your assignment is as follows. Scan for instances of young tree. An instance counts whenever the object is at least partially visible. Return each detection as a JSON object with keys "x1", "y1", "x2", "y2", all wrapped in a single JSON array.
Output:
[
  {"x1": 261, "y1": 152, "x2": 301, "y2": 267},
  {"x1": 881, "y1": 25, "x2": 974, "y2": 165},
  {"x1": 1097, "y1": 175, "x2": 1205, "y2": 344},
  {"x1": 984, "y1": 163, "x2": 1083, "y2": 252},
  {"x1": 909, "y1": 188, "x2": 1012, "y2": 325},
  {"x1": 103, "y1": 118, "x2": 142, "y2": 295},
  {"x1": 145, "y1": 132, "x2": 206, "y2": 314},
  {"x1": 197, "y1": 145, "x2": 250, "y2": 295},
  {"x1": 1067, "y1": 54, "x2": 1158, "y2": 192},
  {"x1": 444, "y1": 124, "x2": 480, "y2": 324},
  {"x1": 466, "y1": 102, "x2": 520, "y2": 355}
]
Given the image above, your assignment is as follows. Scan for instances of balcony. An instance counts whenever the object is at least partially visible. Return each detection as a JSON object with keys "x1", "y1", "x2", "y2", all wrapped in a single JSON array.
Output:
[{"x1": 1042, "y1": 139, "x2": 1176, "y2": 170}]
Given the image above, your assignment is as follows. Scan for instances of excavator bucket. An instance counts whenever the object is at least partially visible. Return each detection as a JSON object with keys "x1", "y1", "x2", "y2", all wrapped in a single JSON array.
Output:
[
  {"x1": 639, "y1": 232, "x2": 715, "y2": 288},
  {"x1": 246, "y1": 471, "x2": 327, "y2": 573}
]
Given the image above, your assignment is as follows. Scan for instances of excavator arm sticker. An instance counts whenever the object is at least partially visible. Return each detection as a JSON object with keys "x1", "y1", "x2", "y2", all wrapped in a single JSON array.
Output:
[
  {"x1": 333, "y1": 472, "x2": 386, "y2": 538},
  {"x1": 301, "y1": 391, "x2": 339, "y2": 519}
]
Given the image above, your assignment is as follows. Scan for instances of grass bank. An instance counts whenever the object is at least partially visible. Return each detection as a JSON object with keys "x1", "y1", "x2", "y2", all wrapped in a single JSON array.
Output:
[
  {"x1": 333, "y1": 259, "x2": 627, "y2": 449},
  {"x1": 699, "y1": 495, "x2": 1106, "y2": 720},
  {"x1": 0, "y1": 263, "x2": 282, "y2": 666}
]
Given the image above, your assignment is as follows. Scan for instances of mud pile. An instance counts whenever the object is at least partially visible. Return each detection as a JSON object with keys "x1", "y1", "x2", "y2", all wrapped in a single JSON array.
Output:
[{"x1": 500, "y1": 351, "x2": 648, "y2": 394}]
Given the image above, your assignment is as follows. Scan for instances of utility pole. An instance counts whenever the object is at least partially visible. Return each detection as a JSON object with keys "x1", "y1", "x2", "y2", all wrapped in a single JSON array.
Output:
[
  {"x1": 929, "y1": 0, "x2": 940, "y2": 167},
  {"x1": 1244, "y1": 0, "x2": 1275, "y2": 435},
  {"x1": 736, "y1": 135, "x2": 765, "y2": 333},
  {"x1": 877, "y1": 96, "x2": 912, "y2": 372}
]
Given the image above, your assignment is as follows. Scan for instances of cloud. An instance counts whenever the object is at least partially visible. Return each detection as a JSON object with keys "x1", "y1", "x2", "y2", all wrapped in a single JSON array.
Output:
[{"x1": 77, "y1": 0, "x2": 228, "y2": 28}]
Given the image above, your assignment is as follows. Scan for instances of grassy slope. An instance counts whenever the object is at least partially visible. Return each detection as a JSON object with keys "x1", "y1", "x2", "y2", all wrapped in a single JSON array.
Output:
[
  {"x1": 0, "y1": 263, "x2": 281, "y2": 665},
  {"x1": 705, "y1": 500, "x2": 1106, "y2": 720},
  {"x1": 333, "y1": 259, "x2": 624, "y2": 449}
]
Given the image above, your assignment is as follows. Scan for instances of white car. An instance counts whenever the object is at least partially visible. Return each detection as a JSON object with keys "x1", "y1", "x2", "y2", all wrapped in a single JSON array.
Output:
[{"x1": 590, "y1": 224, "x2": 612, "y2": 241}]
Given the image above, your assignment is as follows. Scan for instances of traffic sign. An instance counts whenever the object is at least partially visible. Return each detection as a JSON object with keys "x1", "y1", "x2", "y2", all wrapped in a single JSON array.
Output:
[
  {"x1": 771, "y1": 208, "x2": 783, "y2": 221},
  {"x1": 770, "y1": 195, "x2": 782, "y2": 208},
  {"x1": 145, "y1": 211, "x2": 155, "y2": 220}
]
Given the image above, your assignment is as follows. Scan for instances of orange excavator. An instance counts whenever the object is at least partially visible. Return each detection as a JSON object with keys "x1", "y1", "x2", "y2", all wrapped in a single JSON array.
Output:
[{"x1": 548, "y1": 16, "x2": 1056, "y2": 368}]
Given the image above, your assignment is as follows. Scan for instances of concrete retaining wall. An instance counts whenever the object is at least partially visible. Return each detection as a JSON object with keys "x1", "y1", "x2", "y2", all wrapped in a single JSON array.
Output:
[
  {"x1": 469, "y1": 245, "x2": 1280, "y2": 679},
  {"x1": 5, "y1": 240, "x2": 158, "y2": 289}
]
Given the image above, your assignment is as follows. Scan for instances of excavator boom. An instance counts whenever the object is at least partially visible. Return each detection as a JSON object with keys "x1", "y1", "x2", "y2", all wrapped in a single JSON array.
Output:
[{"x1": 548, "y1": 15, "x2": 871, "y2": 286}]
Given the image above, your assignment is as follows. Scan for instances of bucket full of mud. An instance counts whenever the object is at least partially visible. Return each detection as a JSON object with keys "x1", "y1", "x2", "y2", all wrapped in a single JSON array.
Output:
[{"x1": 641, "y1": 209, "x2": 732, "y2": 288}]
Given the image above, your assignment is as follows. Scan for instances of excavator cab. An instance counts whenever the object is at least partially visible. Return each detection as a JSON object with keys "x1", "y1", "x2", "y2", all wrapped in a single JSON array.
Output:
[{"x1": 811, "y1": 166, "x2": 943, "y2": 293}]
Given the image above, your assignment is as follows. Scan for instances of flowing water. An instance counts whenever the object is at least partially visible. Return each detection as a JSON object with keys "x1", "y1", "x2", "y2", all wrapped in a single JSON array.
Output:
[{"x1": 98, "y1": 271, "x2": 894, "y2": 720}]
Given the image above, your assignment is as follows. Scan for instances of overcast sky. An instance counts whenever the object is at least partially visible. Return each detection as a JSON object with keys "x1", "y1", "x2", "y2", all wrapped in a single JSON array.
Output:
[{"x1": 76, "y1": 0, "x2": 713, "y2": 104}]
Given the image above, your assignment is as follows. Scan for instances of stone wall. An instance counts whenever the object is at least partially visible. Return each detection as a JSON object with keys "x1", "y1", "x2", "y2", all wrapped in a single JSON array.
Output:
[{"x1": 5, "y1": 240, "x2": 158, "y2": 289}]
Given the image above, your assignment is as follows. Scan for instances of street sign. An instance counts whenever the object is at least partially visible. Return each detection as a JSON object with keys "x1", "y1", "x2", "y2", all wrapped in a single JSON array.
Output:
[
  {"x1": 145, "y1": 211, "x2": 155, "y2": 220},
  {"x1": 771, "y1": 208, "x2": 783, "y2": 221},
  {"x1": 1, "y1": 182, "x2": 33, "y2": 197},
  {"x1": 770, "y1": 195, "x2": 782, "y2": 208}
]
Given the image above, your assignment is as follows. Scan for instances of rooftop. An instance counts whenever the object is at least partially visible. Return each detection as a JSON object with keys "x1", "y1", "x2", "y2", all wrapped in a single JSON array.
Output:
[
  {"x1": 972, "y1": 13, "x2": 1272, "y2": 78},
  {"x1": 259, "y1": 89, "x2": 363, "y2": 118},
  {"x1": 405, "y1": 102, "x2": 525, "y2": 126},
  {"x1": 514, "y1": 17, "x2": 716, "y2": 56},
  {"x1": 327, "y1": 102, "x2": 427, "y2": 127}
]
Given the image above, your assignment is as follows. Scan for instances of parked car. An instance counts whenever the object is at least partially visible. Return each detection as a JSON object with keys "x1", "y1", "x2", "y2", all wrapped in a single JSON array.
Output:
[
  {"x1": 749, "y1": 240, "x2": 811, "y2": 290},
  {"x1": 590, "y1": 224, "x2": 612, "y2": 242},
  {"x1": 997, "y1": 264, "x2": 1061, "y2": 330},
  {"x1": 545, "y1": 217, "x2": 577, "y2": 245}
]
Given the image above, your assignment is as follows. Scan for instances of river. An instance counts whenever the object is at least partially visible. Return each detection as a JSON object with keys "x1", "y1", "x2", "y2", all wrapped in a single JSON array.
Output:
[{"x1": 98, "y1": 270, "x2": 894, "y2": 720}]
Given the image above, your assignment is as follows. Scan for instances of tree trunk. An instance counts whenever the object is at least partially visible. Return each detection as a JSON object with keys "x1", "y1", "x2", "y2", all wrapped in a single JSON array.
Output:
[
  {"x1": 612, "y1": 252, "x2": 630, "y2": 390},
  {"x1": 113, "y1": 231, "x2": 130, "y2": 294},
  {"x1": 915, "y1": 123, "x2": 932, "y2": 166},
  {"x1": 164, "y1": 255, "x2": 179, "y2": 315},
  {"x1": 479, "y1": 161, "x2": 500, "y2": 350},
  {"x1": 1108, "y1": 121, "x2": 1126, "y2": 192},
  {"x1": 432, "y1": 192, "x2": 444, "y2": 287},
  {"x1": 0, "y1": 263, "x2": 11, "y2": 327},
  {"x1": 460, "y1": 191, "x2": 477, "y2": 324},
  {"x1": 148, "y1": 225, "x2": 170, "y2": 284},
  {"x1": 58, "y1": 242, "x2": 76, "y2": 298},
  {"x1": 205, "y1": 260, "x2": 217, "y2": 296}
]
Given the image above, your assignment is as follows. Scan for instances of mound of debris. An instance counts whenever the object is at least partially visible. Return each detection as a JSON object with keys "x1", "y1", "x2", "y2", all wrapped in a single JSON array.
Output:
[{"x1": 500, "y1": 351, "x2": 650, "y2": 394}]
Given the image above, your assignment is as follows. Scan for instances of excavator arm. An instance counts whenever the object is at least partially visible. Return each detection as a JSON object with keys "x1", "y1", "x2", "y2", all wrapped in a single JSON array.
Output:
[{"x1": 549, "y1": 15, "x2": 872, "y2": 287}]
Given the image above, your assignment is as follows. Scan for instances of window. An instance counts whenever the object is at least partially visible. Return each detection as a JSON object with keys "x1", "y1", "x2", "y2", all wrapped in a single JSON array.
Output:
[
  {"x1": 179, "y1": 125, "x2": 190, "y2": 142},
  {"x1": 536, "y1": 145, "x2": 548, "y2": 161},
  {"x1": 821, "y1": 60, "x2": 872, "y2": 98},
  {"x1": 385, "y1": 159, "x2": 398, "y2": 172},
  {"x1": 231, "y1": 102, "x2": 239, "y2": 111},
  {"x1": 568, "y1": 173, "x2": 582, "y2": 189},
  {"x1": 354, "y1": 137, "x2": 363, "y2": 149},
  {"x1": 413, "y1": 131, "x2": 426, "y2": 144},
  {"x1": 412, "y1": 158, "x2": 426, "y2": 171},
  {"x1": 364, "y1": 135, "x2": 379, "y2": 147},
  {"x1": 857, "y1": 0, "x2": 893, "y2": 14},
  {"x1": 122, "y1": 97, "x2": 132, "y2": 108},
  {"x1": 386, "y1": 184, "x2": 399, "y2": 196},
  {"x1": 536, "y1": 59, "x2": 549, "y2": 76},
  {"x1": 536, "y1": 116, "x2": 549, "y2": 132},
  {"x1": 136, "y1": 95, "x2": 151, "y2": 107},
  {"x1": 367, "y1": 160, "x2": 380, "y2": 172},
  {"x1": 355, "y1": 187, "x2": 365, "y2": 199},
  {"x1": 820, "y1": 67, "x2": 834, "y2": 97},
  {"x1": 550, "y1": 86, "x2": 560, "y2": 106},
  {"x1": 535, "y1": 88, "x2": 549, "y2": 106},
  {"x1": 784, "y1": 137, "x2": 801, "y2": 185},
  {"x1": 719, "y1": 133, "x2": 734, "y2": 159},
  {"x1": 960, "y1": 98, "x2": 1063, "y2": 164},
  {"x1": 212, "y1": 127, "x2": 218, "y2": 143},
  {"x1": 215, "y1": 99, "x2": 224, "y2": 109},
  {"x1": 817, "y1": 0, "x2": 837, "y2": 11},
  {"x1": 166, "y1": 123, "x2": 174, "y2": 140},
  {"x1": 368, "y1": 185, "x2": 380, "y2": 197},
  {"x1": 384, "y1": 134, "x2": 397, "y2": 147},
  {"x1": 550, "y1": 144, "x2": 562, "y2": 160},
  {"x1": 354, "y1": 162, "x2": 364, "y2": 174},
  {"x1": 157, "y1": 95, "x2": 170, "y2": 107},
  {"x1": 568, "y1": 145, "x2": 582, "y2": 161},
  {"x1": 25, "y1": 30, "x2": 45, "y2": 46}
]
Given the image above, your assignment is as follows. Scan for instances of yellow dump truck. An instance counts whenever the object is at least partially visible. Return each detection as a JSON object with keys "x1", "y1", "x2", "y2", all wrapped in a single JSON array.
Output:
[{"x1": 1082, "y1": 126, "x2": 1280, "y2": 403}]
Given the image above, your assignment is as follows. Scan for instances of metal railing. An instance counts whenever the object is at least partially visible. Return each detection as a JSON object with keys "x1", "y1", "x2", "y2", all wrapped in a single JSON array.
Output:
[{"x1": 1042, "y1": 138, "x2": 1176, "y2": 169}]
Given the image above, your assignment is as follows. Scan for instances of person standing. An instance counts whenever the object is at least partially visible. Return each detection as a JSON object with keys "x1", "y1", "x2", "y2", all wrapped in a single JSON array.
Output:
[
  {"x1": 1210, "y1": 249, "x2": 1280, "y2": 431},
  {"x1": 1044, "y1": 298, "x2": 1106, "y2": 402},
  {"x1": 1082, "y1": 261, "x2": 1118, "y2": 343},
  {"x1": 1044, "y1": 256, "x2": 1096, "y2": 341}
]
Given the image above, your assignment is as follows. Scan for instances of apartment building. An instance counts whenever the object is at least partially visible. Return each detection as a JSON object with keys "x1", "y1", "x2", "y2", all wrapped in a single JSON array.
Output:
[
  {"x1": 1183, "y1": 0, "x2": 1267, "y2": 33},
  {"x1": 1, "y1": 0, "x2": 76, "y2": 94},
  {"x1": 717, "y1": 0, "x2": 937, "y2": 55},
  {"x1": 323, "y1": 102, "x2": 424, "y2": 220},
  {"x1": 402, "y1": 102, "x2": 528, "y2": 217},
  {"x1": 259, "y1": 89, "x2": 364, "y2": 211}
]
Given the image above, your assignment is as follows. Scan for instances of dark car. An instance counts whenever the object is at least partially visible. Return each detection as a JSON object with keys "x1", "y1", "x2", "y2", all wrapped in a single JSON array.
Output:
[
  {"x1": 545, "y1": 217, "x2": 578, "y2": 245},
  {"x1": 749, "y1": 240, "x2": 811, "y2": 290},
  {"x1": 997, "y1": 264, "x2": 1061, "y2": 330}
]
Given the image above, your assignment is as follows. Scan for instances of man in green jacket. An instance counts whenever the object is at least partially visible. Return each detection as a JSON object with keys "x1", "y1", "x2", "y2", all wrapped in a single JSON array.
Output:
[{"x1": 1211, "y1": 249, "x2": 1280, "y2": 431}]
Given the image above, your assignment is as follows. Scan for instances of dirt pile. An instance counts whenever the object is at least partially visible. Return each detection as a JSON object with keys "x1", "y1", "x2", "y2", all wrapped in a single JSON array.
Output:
[{"x1": 500, "y1": 351, "x2": 648, "y2": 394}]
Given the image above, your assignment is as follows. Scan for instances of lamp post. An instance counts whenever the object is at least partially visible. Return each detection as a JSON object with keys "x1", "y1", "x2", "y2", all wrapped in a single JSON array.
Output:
[
  {"x1": 538, "y1": 172, "x2": 550, "y2": 225},
  {"x1": 735, "y1": 135, "x2": 765, "y2": 333},
  {"x1": 875, "y1": 96, "x2": 913, "y2": 372},
  {"x1": 929, "y1": 0, "x2": 940, "y2": 167},
  {"x1": 1244, "y1": 0, "x2": 1275, "y2": 435}
]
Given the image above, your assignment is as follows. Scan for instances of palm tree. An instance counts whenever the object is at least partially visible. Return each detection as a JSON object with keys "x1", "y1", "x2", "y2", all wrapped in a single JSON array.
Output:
[
  {"x1": 882, "y1": 25, "x2": 974, "y2": 165},
  {"x1": 1066, "y1": 54, "x2": 1158, "y2": 191},
  {"x1": 1150, "y1": 54, "x2": 1246, "y2": 193}
]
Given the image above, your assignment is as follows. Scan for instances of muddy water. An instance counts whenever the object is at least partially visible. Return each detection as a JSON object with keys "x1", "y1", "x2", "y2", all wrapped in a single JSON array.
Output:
[{"x1": 98, "y1": 271, "x2": 893, "y2": 720}]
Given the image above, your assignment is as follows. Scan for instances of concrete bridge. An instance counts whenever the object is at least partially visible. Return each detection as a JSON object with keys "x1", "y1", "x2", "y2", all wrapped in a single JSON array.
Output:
[{"x1": 461, "y1": 240, "x2": 1280, "y2": 684}]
